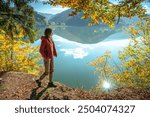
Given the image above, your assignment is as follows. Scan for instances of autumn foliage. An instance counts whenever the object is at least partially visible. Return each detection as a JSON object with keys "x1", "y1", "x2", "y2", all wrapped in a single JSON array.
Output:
[
  {"x1": 48, "y1": 0, "x2": 147, "y2": 27},
  {"x1": 0, "y1": 0, "x2": 41, "y2": 74},
  {"x1": 0, "y1": 30, "x2": 41, "y2": 75},
  {"x1": 90, "y1": 17, "x2": 150, "y2": 90}
]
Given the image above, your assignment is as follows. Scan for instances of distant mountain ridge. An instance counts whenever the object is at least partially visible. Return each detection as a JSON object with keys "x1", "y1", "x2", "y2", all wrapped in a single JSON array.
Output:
[
  {"x1": 35, "y1": 12, "x2": 47, "y2": 26},
  {"x1": 37, "y1": 12, "x2": 54, "y2": 20},
  {"x1": 48, "y1": 9, "x2": 127, "y2": 27},
  {"x1": 49, "y1": 9, "x2": 90, "y2": 26},
  {"x1": 49, "y1": 9, "x2": 149, "y2": 27}
]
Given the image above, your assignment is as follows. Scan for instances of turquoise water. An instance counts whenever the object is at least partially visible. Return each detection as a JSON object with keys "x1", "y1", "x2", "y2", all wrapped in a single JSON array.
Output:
[{"x1": 33, "y1": 27, "x2": 130, "y2": 90}]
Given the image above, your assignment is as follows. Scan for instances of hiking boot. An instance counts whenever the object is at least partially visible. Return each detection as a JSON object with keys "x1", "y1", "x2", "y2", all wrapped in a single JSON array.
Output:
[
  {"x1": 47, "y1": 82, "x2": 57, "y2": 88},
  {"x1": 36, "y1": 79, "x2": 41, "y2": 87}
]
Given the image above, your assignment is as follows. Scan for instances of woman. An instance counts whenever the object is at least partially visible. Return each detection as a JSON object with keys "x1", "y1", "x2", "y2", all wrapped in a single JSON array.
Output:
[{"x1": 36, "y1": 28, "x2": 57, "y2": 87}]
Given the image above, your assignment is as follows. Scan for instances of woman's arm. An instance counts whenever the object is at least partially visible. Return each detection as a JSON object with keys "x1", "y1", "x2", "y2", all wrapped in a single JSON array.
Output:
[
  {"x1": 40, "y1": 39, "x2": 48, "y2": 59},
  {"x1": 53, "y1": 41, "x2": 57, "y2": 57}
]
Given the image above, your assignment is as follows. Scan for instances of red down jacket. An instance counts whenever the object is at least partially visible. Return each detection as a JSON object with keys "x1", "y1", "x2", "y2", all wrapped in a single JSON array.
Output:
[{"x1": 39, "y1": 36, "x2": 57, "y2": 60}]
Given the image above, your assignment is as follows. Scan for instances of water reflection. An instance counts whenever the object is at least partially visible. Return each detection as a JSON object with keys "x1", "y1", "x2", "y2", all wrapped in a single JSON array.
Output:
[
  {"x1": 33, "y1": 25, "x2": 131, "y2": 90},
  {"x1": 34, "y1": 31, "x2": 129, "y2": 90},
  {"x1": 54, "y1": 34, "x2": 129, "y2": 60},
  {"x1": 53, "y1": 26, "x2": 120, "y2": 44}
]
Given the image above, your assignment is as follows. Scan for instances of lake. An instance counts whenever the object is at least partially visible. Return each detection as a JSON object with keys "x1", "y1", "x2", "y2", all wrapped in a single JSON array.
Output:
[{"x1": 33, "y1": 26, "x2": 130, "y2": 90}]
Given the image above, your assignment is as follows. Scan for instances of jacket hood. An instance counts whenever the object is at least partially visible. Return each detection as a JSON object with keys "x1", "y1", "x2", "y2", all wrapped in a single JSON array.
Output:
[
  {"x1": 41, "y1": 36, "x2": 54, "y2": 42},
  {"x1": 41, "y1": 36, "x2": 47, "y2": 40}
]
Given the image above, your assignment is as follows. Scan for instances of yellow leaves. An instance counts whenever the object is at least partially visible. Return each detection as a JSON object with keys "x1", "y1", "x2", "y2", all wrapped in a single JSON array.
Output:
[
  {"x1": 122, "y1": 71, "x2": 131, "y2": 79},
  {"x1": 88, "y1": 23, "x2": 93, "y2": 26},
  {"x1": 95, "y1": 68, "x2": 100, "y2": 72},
  {"x1": 89, "y1": 51, "x2": 111, "y2": 67},
  {"x1": 81, "y1": 15, "x2": 88, "y2": 20},
  {"x1": 90, "y1": 18, "x2": 150, "y2": 90},
  {"x1": 145, "y1": 47, "x2": 150, "y2": 53},
  {"x1": 129, "y1": 26, "x2": 140, "y2": 36},
  {"x1": 89, "y1": 51, "x2": 114, "y2": 82},
  {"x1": 50, "y1": 0, "x2": 145, "y2": 27},
  {"x1": 139, "y1": 70, "x2": 146, "y2": 78},
  {"x1": 118, "y1": 19, "x2": 150, "y2": 89},
  {"x1": 125, "y1": 59, "x2": 136, "y2": 68},
  {"x1": 0, "y1": 32, "x2": 41, "y2": 75}
]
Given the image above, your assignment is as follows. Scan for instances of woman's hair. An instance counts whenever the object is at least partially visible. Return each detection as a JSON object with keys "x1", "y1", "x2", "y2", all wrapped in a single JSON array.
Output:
[{"x1": 44, "y1": 28, "x2": 52, "y2": 38}]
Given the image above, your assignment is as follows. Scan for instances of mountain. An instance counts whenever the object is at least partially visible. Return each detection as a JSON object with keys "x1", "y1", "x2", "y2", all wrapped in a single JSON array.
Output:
[
  {"x1": 49, "y1": 9, "x2": 90, "y2": 26},
  {"x1": 49, "y1": 9, "x2": 126, "y2": 43},
  {"x1": 37, "y1": 12, "x2": 54, "y2": 20},
  {"x1": 49, "y1": 9, "x2": 127, "y2": 27},
  {"x1": 35, "y1": 12, "x2": 47, "y2": 26},
  {"x1": 53, "y1": 26, "x2": 118, "y2": 44},
  {"x1": 120, "y1": 16, "x2": 140, "y2": 25},
  {"x1": 120, "y1": 14, "x2": 150, "y2": 25},
  {"x1": 49, "y1": 8, "x2": 149, "y2": 27}
]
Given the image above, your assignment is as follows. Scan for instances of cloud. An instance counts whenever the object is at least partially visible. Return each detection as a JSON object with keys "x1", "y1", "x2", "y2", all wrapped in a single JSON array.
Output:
[
  {"x1": 100, "y1": 40, "x2": 130, "y2": 47},
  {"x1": 144, "y1": 5, "x2": 150, "y2": 14},
  {"x1": 31, "y1": 2, "x2": 68, "y2": 14},
  {"x1": 48, "y1": 7, "x2": 69, "y2": 14},
  {"x1": 39, "y1": 0, "x2": 49, "y2": 1},
  {"x1": 53, "y1": 34, "x2": 130, "y2": 59},
  {"x1": 60, "y1": 48, "x2": 88, "y2": 59},
  {"x1": 142, "y1": 2, "x2": 150, "y2": 14},
  {"x1": 50, "y1": 7, "x2": 69, "y2": 11}
]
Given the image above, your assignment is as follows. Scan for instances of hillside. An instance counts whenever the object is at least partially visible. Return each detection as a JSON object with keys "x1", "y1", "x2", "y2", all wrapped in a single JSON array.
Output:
[
  {"x1": 49, "y1": 9, "x2": 127, "y2": 27},
  {"x1": 37, "y1": 12, "x2": 54, "y2": 20},
  {"x1": 35, "y1": 12, "x2": 47, "y2": 26},
  {"x1": 49, "y1": 9, "x2": 90, "y2": 26},
  {"x1": 53, "y1": 26, "x2": 117, "y2": 44},
  {"x1": 0, "y1": 72, "x2": 150, "y2": 100},
  {"x1": 49, "y1": 9, "x2": 150, "y2": 27}
]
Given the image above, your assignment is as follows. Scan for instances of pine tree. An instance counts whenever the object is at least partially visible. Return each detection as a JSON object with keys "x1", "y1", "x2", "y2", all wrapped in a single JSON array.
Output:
[
  {"x1": 0, "y1": 0, "x2": 37, "y2": 42},
  {"x1": 0, "y1": 0, "x2": 41, "y2": 74}
]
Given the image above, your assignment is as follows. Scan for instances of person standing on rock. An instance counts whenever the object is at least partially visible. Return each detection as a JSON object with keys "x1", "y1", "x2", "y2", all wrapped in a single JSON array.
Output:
[{"x1": 36, "y1": 28, "x2": 57, "y2": 87}]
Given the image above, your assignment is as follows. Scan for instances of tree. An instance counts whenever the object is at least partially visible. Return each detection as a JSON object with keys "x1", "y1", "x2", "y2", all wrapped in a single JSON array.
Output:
[
  {"x1": 116, "y1": 17, "x2": 150, "y2": 89},
  {"x1": 48, "y1": 0, "x2": 148, "y2": 27},
  {"x1": 0, "y1": 0, "x2": 38, "y2": 71},
  {"x1": 0, "y1": 1, "x2": 42, "y2": 74},
  {"x1": 0, "y1": 30, "x2": 41, "y2": 75},
  {"x1": 0, "y1": 0, "x2": 37, "y2": 42},
  {"x1": 89, "y1": 17, "x2": 150, "y2": 90}
]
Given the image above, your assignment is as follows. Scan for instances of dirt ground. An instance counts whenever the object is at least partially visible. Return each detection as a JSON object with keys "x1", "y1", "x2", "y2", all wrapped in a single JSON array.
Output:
[{"x1": 0, "y1": 71, "x2": 150, "y2": 100}]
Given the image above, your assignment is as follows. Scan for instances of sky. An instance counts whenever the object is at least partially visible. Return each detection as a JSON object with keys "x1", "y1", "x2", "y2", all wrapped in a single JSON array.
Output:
[
  {"x1": 30, "y1": 1, "x2": 150, "y2": 14},
  {"x1": 143, "y1": 2, "x2": 150, "y2": 14},
  {"x1": 30, "y1": 1, "x2": 68, "y2": 14}
]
